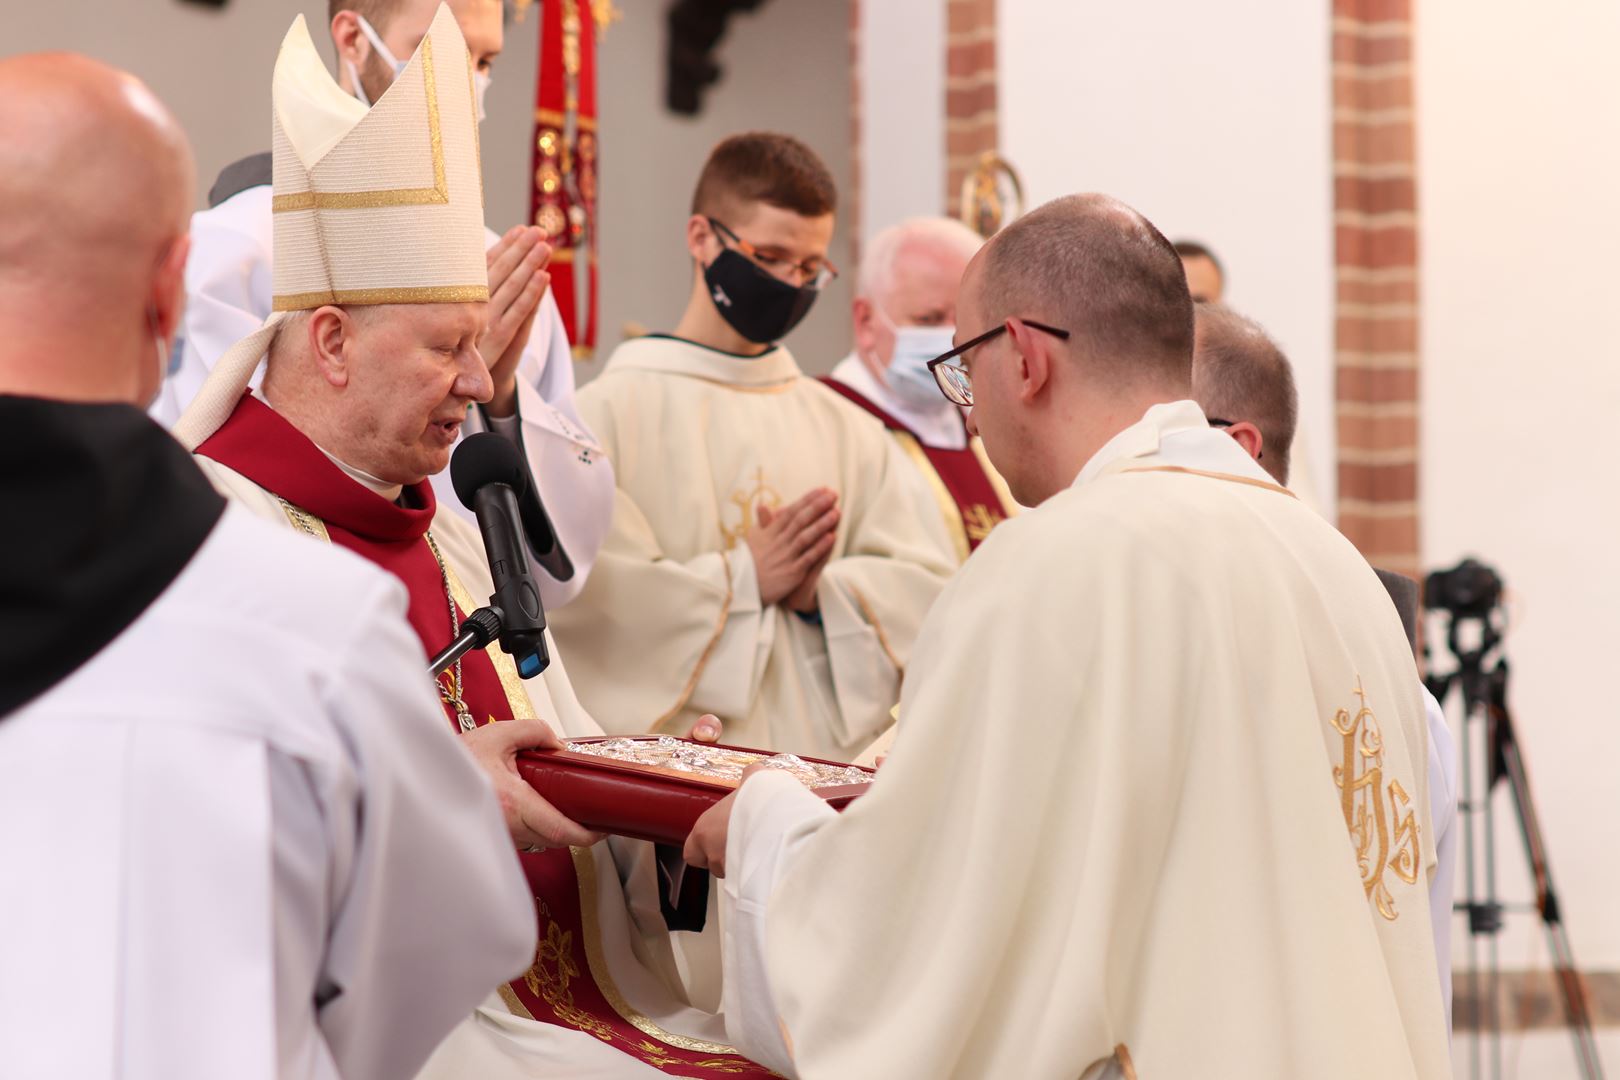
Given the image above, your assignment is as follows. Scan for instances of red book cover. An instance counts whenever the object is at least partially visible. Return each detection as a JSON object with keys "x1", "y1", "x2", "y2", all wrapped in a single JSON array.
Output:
[{"x1": 518, "y1": 736, "x2": 873, "y2": 846}]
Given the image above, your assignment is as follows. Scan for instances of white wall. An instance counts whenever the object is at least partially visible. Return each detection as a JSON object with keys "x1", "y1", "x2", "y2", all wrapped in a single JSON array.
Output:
[
  {"x1": 859, "y1": 0, "x2": 945, "y2": 250},
  {"x1": 996, "y1": 0, "x2": 1337, "y2": 507},
  {"x1": 1418, "y1": 0, "x2": 1620, "y2": 992},
  {"x1": 10, "y1": 0, "x2": 322, "y2": 204},
  {"x1": 575, "y1": 0, "x2": 854, "y2": 375}
]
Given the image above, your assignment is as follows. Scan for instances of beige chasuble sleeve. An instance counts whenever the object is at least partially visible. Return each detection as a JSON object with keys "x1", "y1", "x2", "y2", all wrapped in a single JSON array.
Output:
[{"x1": 722, "y1": 452, "x2": 1451, "y2": 1079}]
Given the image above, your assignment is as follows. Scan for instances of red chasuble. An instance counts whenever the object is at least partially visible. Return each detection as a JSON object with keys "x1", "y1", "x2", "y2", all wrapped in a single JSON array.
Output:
[
  {"x1": 821, "y1": 377, "x2": 1016, "y2": 560},
  {"x1": 197, "y1": 394, "x2": 772, "y2": 1077}
]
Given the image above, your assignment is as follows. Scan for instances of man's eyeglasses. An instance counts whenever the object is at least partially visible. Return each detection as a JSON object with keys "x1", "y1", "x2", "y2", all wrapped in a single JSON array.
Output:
[
  {"x1": 708, "y1": 217, "x2": 838, "y2": 291},
  {"x1": 925, "y1": 319, "x2": 1071, "y2": 406}
]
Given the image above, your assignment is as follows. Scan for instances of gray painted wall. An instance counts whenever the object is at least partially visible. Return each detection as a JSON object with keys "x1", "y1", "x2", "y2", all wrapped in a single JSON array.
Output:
[{"x1": 9, "y1": 0, "x2": 854, "y2": 379}]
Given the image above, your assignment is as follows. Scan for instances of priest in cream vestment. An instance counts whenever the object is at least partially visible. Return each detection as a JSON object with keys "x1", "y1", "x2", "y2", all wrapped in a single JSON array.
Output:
[
  {"x1": 551, "y1": 133, "x2": 955, "y2": 760},
  {"x1": 687, "y1": 196, "x2": 1452, "y2": 1079},
  {"x1": 174, "y1": 11, "x2": 769, "y2": 1077}
]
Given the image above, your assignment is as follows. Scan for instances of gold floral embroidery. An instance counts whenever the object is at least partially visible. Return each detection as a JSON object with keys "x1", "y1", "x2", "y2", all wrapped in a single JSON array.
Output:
[
  {"x1": 962, "y1": 503, "x2": 1004, "y2": 543},
  {"x1": 1330, "y1": 677, "x2": 1422, "y2": 920},
  {"x1": 719, "y1": 467, "x2": 782, "y2": 549},
  {"x1": 518, "y1": 897, "x2": 774, "y2": 1073},
  {"x1": 522, "y1": 902, "x2": 614, "y2": 1041}
]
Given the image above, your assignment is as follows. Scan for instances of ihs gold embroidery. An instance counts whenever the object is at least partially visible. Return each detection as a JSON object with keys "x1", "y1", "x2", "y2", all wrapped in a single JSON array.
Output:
[
  {"x1": 719, "y1": 467, "x2": 783, "y2": 550},
  {"x1": 1331, "y1": 677, "x2": 1421, "y2": 920},
  {"x1": 962, "y1": 503, "x2": 1004, "y2": 543}
]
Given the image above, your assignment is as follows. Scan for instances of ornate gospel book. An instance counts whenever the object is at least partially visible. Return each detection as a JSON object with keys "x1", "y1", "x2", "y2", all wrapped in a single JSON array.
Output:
[{"x1": 518, "y1": 736, "x2": 874, "y2": 846}]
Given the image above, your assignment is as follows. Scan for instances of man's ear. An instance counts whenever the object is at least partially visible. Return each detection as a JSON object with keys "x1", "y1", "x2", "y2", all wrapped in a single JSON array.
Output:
[
  {"x1": 308, "y1": 306, "x2": 354, "y2": 389},
  {"x1": 150, "y1": 233, "x2": 191, "y2": 341},
  {"x1": 852, "y1": 296, "x2": 878, "y2": 352},
  {"x1": 1225, "y1": 420, "x2": 1265, "y2": 464},
  {"x1": 1005, "y1": 316, "x2": 1052, "y2": 403},
  {"x1": 330, "y1": 11, "x2": 368, "y2": 73},
  {"x1": 685, "y1": 214, "x2": 714, "y2": 264}
]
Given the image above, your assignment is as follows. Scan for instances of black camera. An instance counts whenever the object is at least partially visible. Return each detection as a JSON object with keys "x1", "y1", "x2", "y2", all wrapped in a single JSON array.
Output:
[{"x1": 1424, "y1": 557, "x2": 1502, "y2": 619}]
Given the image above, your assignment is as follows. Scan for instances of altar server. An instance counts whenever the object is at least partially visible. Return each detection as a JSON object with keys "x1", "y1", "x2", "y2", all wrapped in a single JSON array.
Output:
[{"x1": 551, "y1": 133, "x2": 956, "y2": 759}]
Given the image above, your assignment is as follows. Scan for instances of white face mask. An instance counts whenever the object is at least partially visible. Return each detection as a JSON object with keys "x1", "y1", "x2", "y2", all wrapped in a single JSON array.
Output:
[
  {"x1": 872, "y1": 304, "x2": 957, "y2": 412},
  {"x1": 348, "y1": 14, "x2": 407, "y2": 107}
]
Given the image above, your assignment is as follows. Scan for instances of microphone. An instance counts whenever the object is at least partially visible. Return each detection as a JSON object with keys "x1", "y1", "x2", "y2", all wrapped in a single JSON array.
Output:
[{"x1": 450, "y1": 434, "x2": 569, "y2": 678}]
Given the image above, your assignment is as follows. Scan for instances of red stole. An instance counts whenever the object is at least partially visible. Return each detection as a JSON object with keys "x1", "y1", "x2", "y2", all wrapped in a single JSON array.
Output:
[
  {"x1": 821, "y1": 377, "x2": 1011, "y2": 555},
  {"x1": 197, "y1": 394, "x2": 771, "y2": 1076}
]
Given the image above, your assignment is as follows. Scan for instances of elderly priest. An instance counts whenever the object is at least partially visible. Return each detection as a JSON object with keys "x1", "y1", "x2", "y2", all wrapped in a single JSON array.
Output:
[
  {"x1": 686, "y1": 195, "x2": 1452, "y2": 1079},
  {"x1": 0, "y1": 52, "x2": 532, "y2": 1080},
  {"x1": 173, "y1": 9, "x2": 769, "y2": 1077}
]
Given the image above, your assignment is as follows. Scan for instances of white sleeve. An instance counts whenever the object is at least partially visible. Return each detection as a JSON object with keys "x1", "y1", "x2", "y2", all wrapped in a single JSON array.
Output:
[
  {"x1": 452, "y1": 292, "x2": 616, "y2": 609},
  {"x1": 314, "y1": 577, "x2": 536, "y2": 1080},
  {"x1": 720, "y1": 771, "x2": 838, "y2": 1078},
  {"x1": 152, "y1": 192, "x2": 274, "y2": 428},
  {"x1": 1423, "y1": 685, "x2": 1459, "y2": 1035}
]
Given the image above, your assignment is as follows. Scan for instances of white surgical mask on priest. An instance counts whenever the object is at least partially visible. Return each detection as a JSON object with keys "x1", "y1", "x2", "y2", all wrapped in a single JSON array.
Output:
[{"x1": 867, "y1": 303, "x2": 958, "y2": 413}]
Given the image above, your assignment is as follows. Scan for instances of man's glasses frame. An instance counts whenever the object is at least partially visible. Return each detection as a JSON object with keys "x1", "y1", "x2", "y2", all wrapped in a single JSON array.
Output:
[
  {"x1": 707, "y1": 217, "x2": 839, "y2": 291},
  {"x1": 925, "y1": 319, "x2": 1071, "y2": 406}
]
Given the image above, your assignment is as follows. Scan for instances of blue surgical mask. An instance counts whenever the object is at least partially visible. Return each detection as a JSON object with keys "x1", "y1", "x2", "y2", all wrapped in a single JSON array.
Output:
[
  {"x1": 348, "y1": 15, "x2": 407, "y2": 107},
  {"x1": 881, "y1": 321, "x2": 958, "y2": 412}
]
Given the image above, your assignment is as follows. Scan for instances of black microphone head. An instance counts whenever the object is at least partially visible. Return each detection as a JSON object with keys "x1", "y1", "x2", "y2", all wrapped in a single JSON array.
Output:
[
  {"x1": 449, "y1": 431, "x2": 575, "y2": 583},
  {"x1": 451, "y1": 432, "x2": 528, "y2": 510}
]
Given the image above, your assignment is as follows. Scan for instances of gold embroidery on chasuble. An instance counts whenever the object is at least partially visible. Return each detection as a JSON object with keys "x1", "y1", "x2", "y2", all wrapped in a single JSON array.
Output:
[
  {"x1": 961, "y1": 503, "x2": 1003, "y2": 544},
  {"x1": 1330, "y1": 677, "x2": 1422, "y2": 920},
  {"x1": 719, "y1": 467, "x2": 783, "y2": 550}
]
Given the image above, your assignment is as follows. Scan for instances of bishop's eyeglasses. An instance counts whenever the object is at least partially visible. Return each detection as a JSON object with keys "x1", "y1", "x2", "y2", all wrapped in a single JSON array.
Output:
[{"x1": 926, "y1": 319, "x2": 1071, "y2": 406}]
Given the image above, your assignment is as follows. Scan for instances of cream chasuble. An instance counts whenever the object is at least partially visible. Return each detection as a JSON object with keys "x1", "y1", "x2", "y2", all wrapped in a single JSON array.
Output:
[
  {"x1": 194, "y1": 453, "x2": 750, "y2": 1080},
  {"x1": 721, "y1": 402, "x2": 1451, "y2": 1079},
  {"x1": 551, "y1": 336, "x2": 956, "y2": 760}
]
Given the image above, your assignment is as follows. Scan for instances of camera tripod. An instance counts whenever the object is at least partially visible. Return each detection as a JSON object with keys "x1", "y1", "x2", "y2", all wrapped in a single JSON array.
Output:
[{"x1": 1424, "y1": 561, "x2": 1604, "y2": 1080}]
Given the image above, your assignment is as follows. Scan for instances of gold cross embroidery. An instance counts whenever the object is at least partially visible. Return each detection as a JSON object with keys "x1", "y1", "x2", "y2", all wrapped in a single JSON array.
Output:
[
  {"x1": 962, "y1": 503, "x2": 1004, "y2": 543},
  {"x1": 719, "y1": 467, "x2": 783, "y2": 550}
]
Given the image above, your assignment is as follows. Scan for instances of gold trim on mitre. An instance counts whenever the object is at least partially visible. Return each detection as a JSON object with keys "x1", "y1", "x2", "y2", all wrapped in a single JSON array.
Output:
[
  {"x1": 268, "y1": 3, "x2": 488, "y2": 312},
  {"x1": 271, "y1": 19, "x2": 447, "y2": 213},
  {"x1": 272, "y1": 284, "x2": 490, "y2": 312}
]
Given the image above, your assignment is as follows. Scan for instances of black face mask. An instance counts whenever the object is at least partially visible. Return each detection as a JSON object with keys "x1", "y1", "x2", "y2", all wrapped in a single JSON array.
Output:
[{"x1": 703, "y1": 248, "x2": 819, "y2": 345}]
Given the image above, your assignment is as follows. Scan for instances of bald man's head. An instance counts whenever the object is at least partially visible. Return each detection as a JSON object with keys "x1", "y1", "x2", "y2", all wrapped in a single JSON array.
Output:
[
  {"x1": 0, "y1": 53, "x2": 194, "y2": 405},
  {"x1": 973, "y1": 193, "x2": 1194, "y2": 394}
]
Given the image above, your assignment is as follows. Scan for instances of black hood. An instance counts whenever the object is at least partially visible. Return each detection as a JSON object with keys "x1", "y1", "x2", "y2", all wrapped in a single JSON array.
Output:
[{"x1": 0, "y1": 396, "x2": 225, "y2": 718}]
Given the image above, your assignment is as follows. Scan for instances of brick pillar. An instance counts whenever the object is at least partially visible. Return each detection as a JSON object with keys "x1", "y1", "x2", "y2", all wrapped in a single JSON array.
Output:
[
  {"x1": 944, "y1": 0, "x2": 997, "y2": 216},
  {"x1": 1333, "y1": 0, "x2": 1421, "y2": 575}
]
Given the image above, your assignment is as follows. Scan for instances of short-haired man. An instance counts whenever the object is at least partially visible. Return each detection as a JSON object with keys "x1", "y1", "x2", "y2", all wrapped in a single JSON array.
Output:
[
  {"x1": 1190, "y1": 300, "x2": 1460, "y2": 1030},
  {"x1": 822, "y1": 217, "x2": 1018, "y2": 562},
  {"x1": 1189, "y1": 300, "x2": 1297, "y2": 483},
  {"x1": 551, "y1": 133, "x2": 955, "y2": 761},
  {"x1": 687, "y1": 195, "x2": 1451, "y2": 1078},
  {"x1": 174, "y1": 13, "x2": 766, "y2": 1076},
  {"x1": 0, "y1": 52, "x2": 532, "y2": 1080},
  {"x1": 1173, "y1": 237, "x2": 1224, "y2": 302},
  {"x1": 157, "y1": 0, "x2": 614, "y2": 610}
]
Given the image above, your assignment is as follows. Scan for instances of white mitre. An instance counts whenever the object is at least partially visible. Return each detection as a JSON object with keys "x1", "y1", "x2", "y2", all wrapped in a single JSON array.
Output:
[{"x1": 174, "y1": 3, "x2": 488, "y2": 450}]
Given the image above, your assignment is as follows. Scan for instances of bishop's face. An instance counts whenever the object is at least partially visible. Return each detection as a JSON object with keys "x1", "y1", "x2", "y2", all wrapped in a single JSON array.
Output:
[{"x1": 342, "y1": 302, "x2": 493, "y2": 485}]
